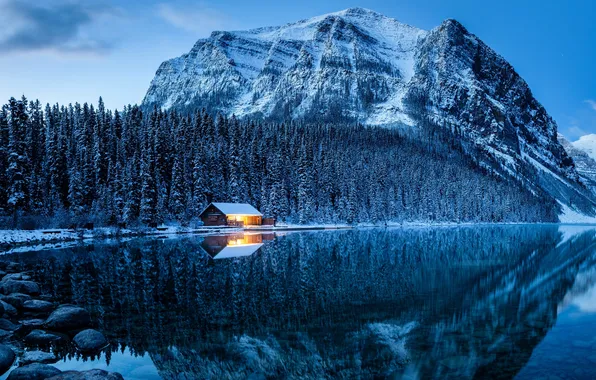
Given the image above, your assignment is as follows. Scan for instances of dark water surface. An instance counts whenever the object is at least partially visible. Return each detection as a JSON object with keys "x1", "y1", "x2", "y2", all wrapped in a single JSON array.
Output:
[{"x1": 1, "y1": 225, "x2": 596, "y2": 379}]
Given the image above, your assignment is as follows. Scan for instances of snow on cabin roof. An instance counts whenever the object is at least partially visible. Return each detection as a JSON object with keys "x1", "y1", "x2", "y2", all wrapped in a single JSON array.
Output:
[{"x1": 210, "y1": 203, "x2": 263, "y2": 216}]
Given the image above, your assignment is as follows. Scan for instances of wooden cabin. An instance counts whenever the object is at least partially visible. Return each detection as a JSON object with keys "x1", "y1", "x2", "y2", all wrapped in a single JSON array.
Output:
[{"x1": 199, "y1": 202, "x2": 263, "y2": 226}]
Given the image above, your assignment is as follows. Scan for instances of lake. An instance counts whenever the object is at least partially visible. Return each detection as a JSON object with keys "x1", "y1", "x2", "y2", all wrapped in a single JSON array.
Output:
[{"x1": 1, "y1": 225, "x2": 596, "y2": 379}]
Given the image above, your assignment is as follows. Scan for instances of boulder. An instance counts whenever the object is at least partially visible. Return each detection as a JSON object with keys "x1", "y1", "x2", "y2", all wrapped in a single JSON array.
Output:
[
  {"x1": 0, "y1": 318, "x2": 19, "y2": 332},
  {"x1": 0, "y1": 280, "x2": 40, "y2": 296},
  {"x1": 44, "y1": 306, "x2": 90, "y2": 331},
  {"x1": 0, "y1": 330, "x2": 13, "y2": 341},
  {"x1": 23, "y1": 330, "x2": 65, "y2": 345},
  {"x1": 1, "y1": 293, "x2": 32, "y2": 308},
  {"x1": 4, "y1": 264, "x2": 19, "y2": 273},
  {"x1": 0, "y1": 344, "x2": 15, "y2": 375},
  {"x1": 47, "y1": 369, "x2": 124, "y2": 380},
  {"x1": 0, "y1": 301, "x2": 17, "y2": 316},
  {"x1": 19, "y1": 319, "x2": 45, "y2": 328},
  {"x1": 6, "y1": 363, "x2": 61, "y2": 380},
  {"x1": 20, "y1": 350, "x2": 58, "y2": 365},
  {"x1": 1, "y1": 273, "x2": 31, "y2": 282},
  {"x1": 73, "y1": 330, "x2": 108, "y2": 352},
  {"x1": 23, "y1": 300, "x2": 54, "y2": 314}
]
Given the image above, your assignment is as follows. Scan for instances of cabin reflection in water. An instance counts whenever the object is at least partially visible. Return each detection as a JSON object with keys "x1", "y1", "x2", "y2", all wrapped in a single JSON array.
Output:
[{"x1": 200, "y1": 233, "x2": 274, "y2": 259}]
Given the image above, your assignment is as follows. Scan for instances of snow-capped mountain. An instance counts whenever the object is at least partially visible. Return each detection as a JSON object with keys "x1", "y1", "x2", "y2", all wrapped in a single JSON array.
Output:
[
  {"x1": 143, "y1": 8, "x2": 596, "y2": 217},
  {"x1": 559, "y1": 134, "x2": 596, "y2": 192},
  {"x1": 572, "y1": 134, "x2": 596, "y2": 161},
  {"x1": 144, "y1": 8, "x2": 426, "y2": 125}
]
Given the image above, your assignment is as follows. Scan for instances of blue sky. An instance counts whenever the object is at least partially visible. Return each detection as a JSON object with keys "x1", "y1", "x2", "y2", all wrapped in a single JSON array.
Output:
[{"x1": 0, "y1": 0, "x2": 594, "y2": 140}]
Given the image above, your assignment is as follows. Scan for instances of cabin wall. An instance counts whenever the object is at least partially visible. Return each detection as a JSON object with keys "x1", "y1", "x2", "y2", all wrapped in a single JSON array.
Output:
[
  {"x1": 200, "y1": 205, "x2": 228, "y2": 226},
  {"x1": 227, "y1": 215, "x2": 262, "y2": 226}
]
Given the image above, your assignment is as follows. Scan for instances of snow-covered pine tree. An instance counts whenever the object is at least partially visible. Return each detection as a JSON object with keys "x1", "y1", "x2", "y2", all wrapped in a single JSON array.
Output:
[{"x1": 6, "y1": 97, "x2": 30, "y2": 224}]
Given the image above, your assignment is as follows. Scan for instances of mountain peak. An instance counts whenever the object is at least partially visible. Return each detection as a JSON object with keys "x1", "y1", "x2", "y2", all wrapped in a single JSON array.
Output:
[
  {"x1": 573, "y1": 134, "x2": 596, "y2": 161},
  {"x1": 330, "y1": 7, "x2": 384, "y2": 17}
]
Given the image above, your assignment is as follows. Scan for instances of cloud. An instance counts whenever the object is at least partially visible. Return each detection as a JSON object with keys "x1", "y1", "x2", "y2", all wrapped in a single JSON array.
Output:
[
  {"x1": 0, "y1": 0, "x2": 117, "y2": 55},
  {"x1": 585, "y1": 100, "x2": 596, "y2": 112},
  {"x1": 566, "y1": 125, "x2": 589, "y2": 140},
  {"x1": 157, "y1": 3, "x2": 235, "y2": 36}
]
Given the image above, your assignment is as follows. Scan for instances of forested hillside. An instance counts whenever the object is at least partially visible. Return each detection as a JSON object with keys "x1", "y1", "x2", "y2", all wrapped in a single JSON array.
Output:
[{"x1": 0, "y1": 95, "x2": 557, "y2": 228}]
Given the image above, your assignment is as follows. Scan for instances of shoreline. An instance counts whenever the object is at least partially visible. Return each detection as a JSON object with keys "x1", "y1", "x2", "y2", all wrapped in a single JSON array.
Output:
[{"x1": 0, "y1": 222, "x2": 595, "y2": 253}]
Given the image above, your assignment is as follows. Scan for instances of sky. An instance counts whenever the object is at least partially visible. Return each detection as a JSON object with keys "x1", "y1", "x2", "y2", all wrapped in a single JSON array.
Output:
[{"x1": 0, "y1": 0, "x2": 594, "y2": 140}]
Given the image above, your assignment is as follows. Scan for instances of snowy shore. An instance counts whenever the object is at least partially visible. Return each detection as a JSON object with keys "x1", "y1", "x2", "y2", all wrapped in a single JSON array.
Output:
[
  {"x1": 0, "y1": 226, "x2": 240, "y2": 252},
  {"x1": 2, "y1": 219, "x2": 596, "y2": 254}
]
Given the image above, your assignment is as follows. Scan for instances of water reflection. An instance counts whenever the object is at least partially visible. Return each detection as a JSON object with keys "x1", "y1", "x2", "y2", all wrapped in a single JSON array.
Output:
[
  {"x1": 200, "y1": 232, "x2": 274, "y2": 259},
  {"x1": 1, "y1": 226, "x2": 596, "y2": 379}
]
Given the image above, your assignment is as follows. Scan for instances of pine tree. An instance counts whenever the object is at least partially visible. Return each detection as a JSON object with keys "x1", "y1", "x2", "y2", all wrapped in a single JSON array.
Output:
[
  {"x1": 297, "y1": 142, "x2": 314, "y2": 224},
  {"x1": 6, "y1": 97, "x2": 30, "y2": 224}
]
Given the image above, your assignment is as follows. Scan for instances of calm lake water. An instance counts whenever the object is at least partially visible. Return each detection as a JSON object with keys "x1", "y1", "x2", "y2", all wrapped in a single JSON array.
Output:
[{"x1": 2, "y1": 225, "x2": 596, "y2": 379}]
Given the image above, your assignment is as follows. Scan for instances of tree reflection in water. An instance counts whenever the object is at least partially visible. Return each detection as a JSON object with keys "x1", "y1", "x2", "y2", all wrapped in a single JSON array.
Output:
[{"x1": 3, "y1": 225, "x2": 596, "y2": 379}]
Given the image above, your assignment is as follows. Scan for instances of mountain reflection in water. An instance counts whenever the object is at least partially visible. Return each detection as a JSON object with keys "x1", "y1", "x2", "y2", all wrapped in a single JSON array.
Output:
[{"x1": 2, "y1": 225, "x2": 596, "y2": 379}]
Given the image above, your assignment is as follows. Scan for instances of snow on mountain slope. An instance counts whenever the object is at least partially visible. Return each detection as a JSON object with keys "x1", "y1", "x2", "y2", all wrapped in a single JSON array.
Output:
[
  {"x1": 143, "y1": 8, "x2": 427, "y2": 125},
  {"x1": 559, "y1": 134, "x2": 596, "y2": 192},
  {"x1": 143, "y1": 8, "x2": 596, "y2": 219},
  {"x1": 573, "y1": 134, "x2": 596, "y2": 161}
]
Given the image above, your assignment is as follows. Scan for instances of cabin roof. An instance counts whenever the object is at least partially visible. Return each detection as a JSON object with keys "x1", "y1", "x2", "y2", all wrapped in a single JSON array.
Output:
[{"x1": 202, "y1": 202, "x2": 263, "y2": 216}]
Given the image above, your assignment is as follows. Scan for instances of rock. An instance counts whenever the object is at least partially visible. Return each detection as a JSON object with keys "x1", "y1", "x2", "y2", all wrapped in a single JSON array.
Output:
[
  {"x1": 0, "y1": 344, "x2": 15, "y2": 375},
  {"x1": 44, "y1": 306, "x2": 90, "y2": 331},
  {"x1": 19, "y1": 319, "x2": 45, "y2": 328},
  {"x1": 5, "y1": 263, "x2": 19, "y2": 272},
  {"x1": 73, "y1": 330, "x2": 108, "y2": 352},
  {"x1": 6, "y1": 363, "x2": 61, "y2": 380},
  {"x1": 1, "y1": 293, "x2": 32, "y2": 308},
  {"x1": 0, "y1": 318, "x2": 19, "y2": 332},
  {"x1": 20, "y1": 350, "x2": 58, "y2": 365},
  {"x1": 23, "y1": 300, "x2": 54, "y2": 313},
  {"x1": 1, "y1": 273, "x2": 31, "y2": 282},
  {"x1": 0, "y1": 301, "x2": 17, "y2": 316},
  {"x1": 0, "y1": 330, "x2": 13, "y2": 342},
  {"x1": 23, "y1": 330, "x2": 65, "y2": 345},
  {"x1": 0, "y1": 280, "x2": 40, "y2": 296},
  {"x1": 47, "y1": 369, "x2": 124, "y2": 380}
]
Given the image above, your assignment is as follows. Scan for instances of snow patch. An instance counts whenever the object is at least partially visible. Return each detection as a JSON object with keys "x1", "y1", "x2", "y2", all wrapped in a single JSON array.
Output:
[{"x1": 558, "y1": 202, "x2": 596, "y2": 224}]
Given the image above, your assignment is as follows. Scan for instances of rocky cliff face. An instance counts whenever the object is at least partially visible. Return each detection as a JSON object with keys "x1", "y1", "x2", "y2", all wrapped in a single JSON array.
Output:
[
  {"x1": 143, "y1": 8, "x2": 426, "y2": 124},
  {"x1": 143, "y1": 8, "x2": 596, "y2": 217},
  {"x1": 559, "y1": 134, "x2": 596, "y2": 192}
]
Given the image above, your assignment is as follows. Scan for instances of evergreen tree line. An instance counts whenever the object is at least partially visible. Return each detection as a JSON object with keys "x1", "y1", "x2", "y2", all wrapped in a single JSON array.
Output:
[{"x1": 0, "y1": 95, "x2": 557, "y2": 228}]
